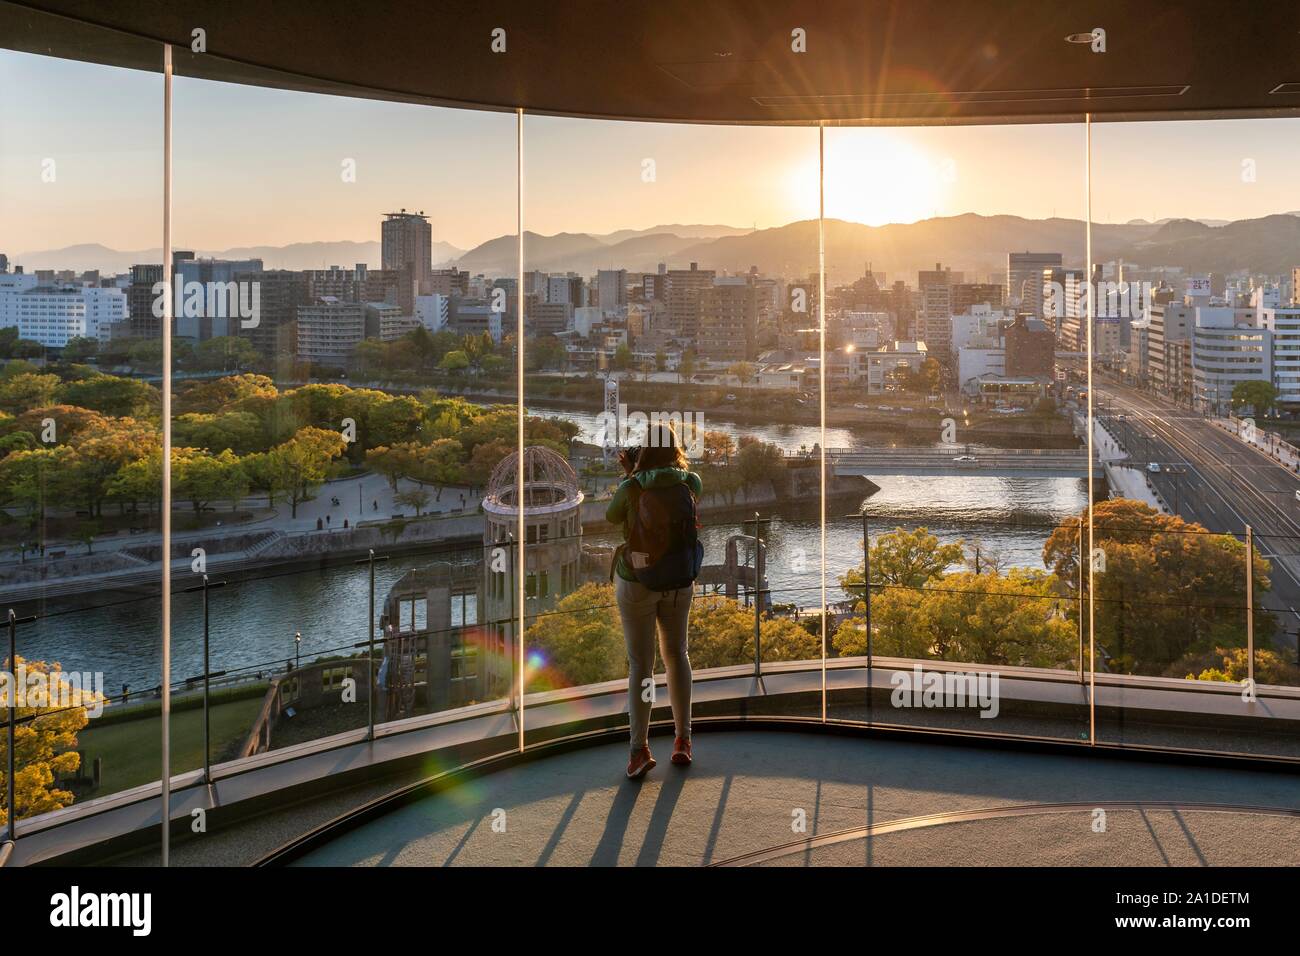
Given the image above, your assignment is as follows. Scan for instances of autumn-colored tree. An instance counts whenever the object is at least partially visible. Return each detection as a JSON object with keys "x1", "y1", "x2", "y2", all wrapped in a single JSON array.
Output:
[
  {"x1": 0, "y1": 372, "x2": 60, "y2": 414},
  {"x1": 64, "y1": 417, "x2": 162, "y2": 518},
  {"x1": 840, "y1": 526, "x2": 965, "y2": 597},
  {"x1": 688, "y1": 594, "x2": 821, "y2": 669},
  {"x1": 833, "y1": 568, "x2": 1075, "y2": 668},
  {"x1": 1043, "y1": 499, "x2": 1275, "y2": 674},
  {"x1": 263, "y1": 426, "x2": 347, "y2": 517},
  {"x1": 174, "y1": 373, "x2": 277, "y2": 416},
  {"x1": 56, "y1": 373, "x2": 158, "y2": 419},
  {"x1": 524, "y1": 583, "x2": 625, "y2": 690},
  {"x1": 0, "y1": 655, "x2": 103, "y2": 826},
  {"x1": 1175, "y1": 646, "x2": 1299, "y2": 686},
  {"x1": 173, "y1": 447, "x2": 250, "y2": 514},
  {"x1": 173, "y1": 410, "x2": 265, "y2": 455}
]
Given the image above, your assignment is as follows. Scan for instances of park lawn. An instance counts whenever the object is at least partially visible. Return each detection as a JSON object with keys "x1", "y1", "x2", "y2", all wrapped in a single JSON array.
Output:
[{"x1": 74, "y1": 695, "x2": 266, "y2": 798}]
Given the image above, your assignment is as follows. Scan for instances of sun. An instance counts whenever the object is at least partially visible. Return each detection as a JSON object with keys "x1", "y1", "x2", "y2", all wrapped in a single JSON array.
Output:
[{"x1": 788, "y1": 130, "x2": 948, "y2": 226}]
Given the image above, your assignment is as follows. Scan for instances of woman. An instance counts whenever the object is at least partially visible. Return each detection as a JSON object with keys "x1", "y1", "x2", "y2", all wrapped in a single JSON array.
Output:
[{"x1": 606, "y1": 422, "x2": 702, "y2": 779}]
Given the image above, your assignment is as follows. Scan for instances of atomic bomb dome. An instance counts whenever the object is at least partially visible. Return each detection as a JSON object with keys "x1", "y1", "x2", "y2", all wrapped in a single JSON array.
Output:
[{"x1": 482, "y1": 445, "x2": 583, "y2": 516}]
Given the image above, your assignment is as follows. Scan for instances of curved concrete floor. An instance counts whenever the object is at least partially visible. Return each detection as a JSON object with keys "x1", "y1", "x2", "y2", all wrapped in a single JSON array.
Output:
[{"x1": 288, "y1": 730, "x2": 1300, "y2": 866}]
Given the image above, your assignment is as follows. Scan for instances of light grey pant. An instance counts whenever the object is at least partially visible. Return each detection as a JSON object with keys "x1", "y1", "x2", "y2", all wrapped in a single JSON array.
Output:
[{"x1": 615, "y1": 576, "x2": 693, "y2": 751}]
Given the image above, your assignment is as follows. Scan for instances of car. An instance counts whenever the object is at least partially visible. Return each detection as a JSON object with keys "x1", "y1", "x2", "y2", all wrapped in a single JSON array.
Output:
[
  {"x1": 853, "y1": 402, "x2": 870, "y2": 409},
  {"x1": 899, "y1": 406, "x2": 914, "y2": 412},
  {"x1": 878, "y1": 405, "x2": 893, "y2": 411},
  {"x1": 953, "y1": 454, "x2": 978, "y2": 463},
  {"x1": 724, "y1": 393, "x2": 737, "y2": 402},
  {"x1": 1147, "y1": 462, "x2": 1161, "y2": 473}
]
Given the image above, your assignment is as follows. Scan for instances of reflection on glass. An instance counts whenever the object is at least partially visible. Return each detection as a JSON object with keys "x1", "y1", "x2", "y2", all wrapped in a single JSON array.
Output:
[
  {"x1": 0, "y1": 35, "x2": 163, "y2": 826},
  {"x1": 518, "y1": 115, "x2": 824, "y2": 750},
  {"x1": 1089, "y1": 117, "x2": 1300, "y2": 757},
  {"x1": 823, "y1": 123, "x2": 1089, "y2": 738}
]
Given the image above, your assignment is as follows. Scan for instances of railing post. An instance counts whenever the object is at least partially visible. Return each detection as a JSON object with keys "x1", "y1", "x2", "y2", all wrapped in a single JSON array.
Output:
[
  {"x1": 3, "y1": 609, "x2": 36, "y2": 854},
  {"x1": 752, "y1": 511, "x2": 763, "y2": 679},
  {"x1": 367, "y1": 549, "x2": 376, "y2": 739},
  {"x1": 5, "y1": 609, "x2": 15, "y2": 849},
  {"x1": 202, "y1": 575, "x2": 211, "y2": 783},
  {"x1": 1077, "y1": 522, "x2": 1085, "y2": 685},
  {"x1": 353, "y1": 549, "x2": 388, "y2": 740},
  {"x1": 1246, "y1": 525, "x2": 1255, "y2": 688}
]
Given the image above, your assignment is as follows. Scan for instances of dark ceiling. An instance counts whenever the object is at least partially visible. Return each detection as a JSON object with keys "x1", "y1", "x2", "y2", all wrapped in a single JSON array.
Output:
[{"x1": 5, "y1": 0, "x2": 1300, "y2": 125}]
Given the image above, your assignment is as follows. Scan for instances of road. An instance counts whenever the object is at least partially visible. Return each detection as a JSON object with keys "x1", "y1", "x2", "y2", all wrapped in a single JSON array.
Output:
[{"x1": 1092, "y1": 376, "x2": 1300, "y2": 656}]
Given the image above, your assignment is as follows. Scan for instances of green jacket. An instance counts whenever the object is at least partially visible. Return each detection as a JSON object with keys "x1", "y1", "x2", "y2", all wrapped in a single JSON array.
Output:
[{"x1": 605, "y1": 466, "x2": 703, "y2": 582}]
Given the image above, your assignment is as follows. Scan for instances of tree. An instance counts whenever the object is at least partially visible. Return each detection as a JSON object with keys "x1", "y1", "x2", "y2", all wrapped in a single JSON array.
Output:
[
  {"x1": 174, "y1": 373, "x2": 277, "y2": 415},
  {"x1": 0, "y1": 655, "x2": 102, "y2": 826},
  {"x1": 0, "y1": 373, "x2": 60, "y2": 414},
  {"x1": 264, "y1": 427, "x2": 347, "y2": 518},
  {"x1": 688, "y1": 594, "x2": 820, "y2": 668},
  {"x1": 702, "y1": 430, "x2": 735, "y2": 464},
  {"x1": 172, "y1": 410, "x2": 265, "y2": 455},
  {"x1": 439, "y1": 349, "x2": 470, "y2": 372},
  {"x1": 193, "y1": 335, "x2": 260, "y2": 372},
  {"x1": 1043, "y1": 499, "x2": 1275, "y2": 674},
  {"x1": 173, "y1": 448, "x2": 249, "y2": 515},
  {"x1": 612, "y1": 344, "x2": 632, "y2": 371},
  {"x1": 0, "y1": 446, "x2": 77, "y2": 523},
  {"x1": 394, "y1": 486, "x2": 432, "y2": 516},
  {"x1": 60, "y1": 336, "x2": 99, "y2": 364},
  {"x1": 736, "y1": 439, "x2": 783, "y2": 497},
  {"x1": 840, "y1": 526, "x2": 964, "y2": 596},
  {"x1": 678, "y1": 350, "x2": 697, "y2": 383},
  {"x1": 834, "y1": 568, "x2": 1075, "y2": 667},
  {"x1": 57, "y1": 374, "x2": 158, "y2": 419},
  {"x1": 524, "y1": 583, "x2": 624, "y2": 689},
  {"x1": 1231, "y1": 379, "x2": 1276, "y2": 417},
  {"x1": 65, "y1": 418, "x2": 161, "y2": 518},
  {"x1": 727, "y1": 361, "x2": 756, "y2": 384},
  {"x1": 1177, "y1": 645, "x2": 1299, "y2": 685}
]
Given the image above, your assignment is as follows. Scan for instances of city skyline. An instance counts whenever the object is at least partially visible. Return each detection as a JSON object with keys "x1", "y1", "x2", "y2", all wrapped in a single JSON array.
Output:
[{"x1": 6, "y1": 50, "x2": 1300, "y2": 258}]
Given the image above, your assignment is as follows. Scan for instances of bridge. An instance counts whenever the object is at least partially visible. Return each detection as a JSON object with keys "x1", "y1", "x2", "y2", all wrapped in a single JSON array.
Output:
[{"x1": 826, "y1": 447, "x2": 1100, "y2": 479}]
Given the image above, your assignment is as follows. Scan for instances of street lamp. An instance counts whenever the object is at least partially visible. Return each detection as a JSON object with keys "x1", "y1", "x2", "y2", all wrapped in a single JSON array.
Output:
[{"x1": 294, "y1": 630, "x2": 301, "y2": 672}]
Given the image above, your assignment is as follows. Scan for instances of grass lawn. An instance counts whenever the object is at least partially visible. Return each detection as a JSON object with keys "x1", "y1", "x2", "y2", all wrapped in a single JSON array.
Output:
[{"x1": 74, "y1": 695, "x2": 266, "y2": 799}]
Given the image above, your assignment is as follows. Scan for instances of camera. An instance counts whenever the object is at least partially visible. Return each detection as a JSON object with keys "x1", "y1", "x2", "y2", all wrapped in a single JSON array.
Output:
[{"x1": 621, "y1": 445, "x2": 642, "y2": 470}]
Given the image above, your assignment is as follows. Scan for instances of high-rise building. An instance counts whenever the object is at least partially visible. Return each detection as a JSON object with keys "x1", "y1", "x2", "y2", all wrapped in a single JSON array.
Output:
[
  {"x1": 1007, "y1": 252, "x2": 1062, "y2": 307},
  {"x1": 0, "y1": 274, "x2": 127, "y2": 347},
  {"x1": 596, "y1": 269, "x2": 628, "y2": 314},
  {"x1": 697, "y1": 277, "x2": 758, "y2": 361},
  {"x1": 917, "y1": 263, "x2": 953, "y2": 359},
  {"x1": 381, "y1": 210, "x2": 433, "y2": 295},
  {"x1": 664, "y1": 262, "x2": 715, "y2": 340},
  {"x1": 296, "y1": 296, "x2": 366, "y2": 366}
]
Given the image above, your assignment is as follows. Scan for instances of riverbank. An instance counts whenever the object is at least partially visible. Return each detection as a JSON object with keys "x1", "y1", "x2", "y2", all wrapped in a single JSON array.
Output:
[{"x1": 1, "y1": 472, "x2": 875, "y2": 607}]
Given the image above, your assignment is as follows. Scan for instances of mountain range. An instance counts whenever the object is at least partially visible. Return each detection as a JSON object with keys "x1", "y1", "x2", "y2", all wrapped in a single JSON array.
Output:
[{"x1": 12, "y1": 213, "x2": 1300, "y2": 283}]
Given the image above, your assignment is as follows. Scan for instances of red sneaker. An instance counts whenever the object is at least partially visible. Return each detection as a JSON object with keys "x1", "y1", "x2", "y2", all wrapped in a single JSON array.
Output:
[
  {"x1": 626, "y1": 746, "x2": 656, "y2": 780},
  {"x1": 671, "y1": 736, "x2": 692, "y2": 765}
]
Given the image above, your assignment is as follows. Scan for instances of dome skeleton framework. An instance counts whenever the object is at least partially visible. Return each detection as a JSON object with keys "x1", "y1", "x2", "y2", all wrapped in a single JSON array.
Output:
[{"x1": 482, "y1": 445, "x2": 583, "y2": 516}]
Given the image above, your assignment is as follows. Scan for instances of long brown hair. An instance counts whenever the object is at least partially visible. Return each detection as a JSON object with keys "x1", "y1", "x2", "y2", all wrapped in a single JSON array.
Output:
[{"x1": 635, "y1": 421, "x2": 689, "y2": 472}]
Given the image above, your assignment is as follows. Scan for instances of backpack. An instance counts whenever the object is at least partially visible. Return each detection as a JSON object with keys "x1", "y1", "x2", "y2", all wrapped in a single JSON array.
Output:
[{"x1": 624, "y1": 478, "x2": 704, "y2": 591}]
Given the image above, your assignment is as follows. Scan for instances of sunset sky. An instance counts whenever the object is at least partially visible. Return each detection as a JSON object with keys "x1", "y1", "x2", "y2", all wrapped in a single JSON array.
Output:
[{"x1": 4, "y1": 50, "x2": 1300, "y2": 258}]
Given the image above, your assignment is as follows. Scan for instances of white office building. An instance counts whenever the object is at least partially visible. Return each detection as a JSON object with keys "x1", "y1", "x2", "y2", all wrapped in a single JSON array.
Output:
[
  {"x1": 0, "y1": 274, "x2": 128, "y2": 346},
  {"x1": 1190, "y1": 305, "x2": 1270, "y2": 413},
  {"x1": 416, "y1": 293, "x2": 450, "y2": 332}
]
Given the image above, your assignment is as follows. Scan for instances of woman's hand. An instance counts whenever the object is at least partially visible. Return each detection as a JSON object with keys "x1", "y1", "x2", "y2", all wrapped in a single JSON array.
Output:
[{"x1": 617, "y1": 448, "x2": 635, "y2": 476}]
